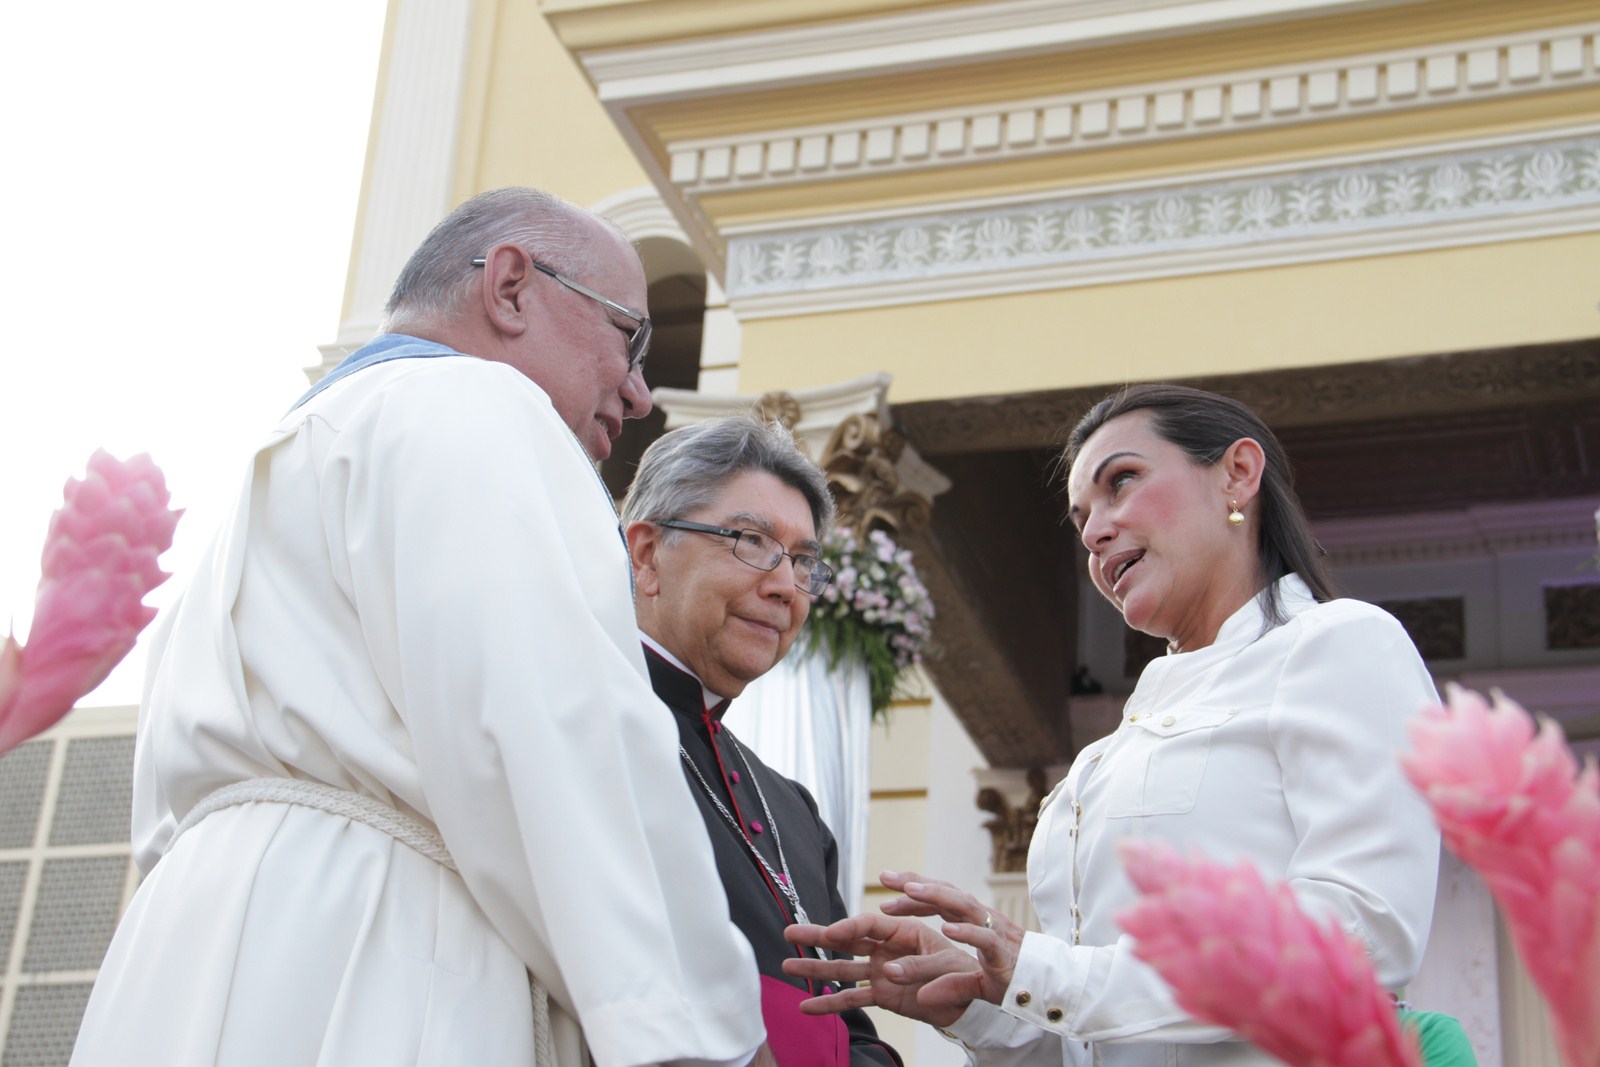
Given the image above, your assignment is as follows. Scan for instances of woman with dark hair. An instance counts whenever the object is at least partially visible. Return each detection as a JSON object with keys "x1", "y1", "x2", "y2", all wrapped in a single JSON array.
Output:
[
  {"x1": 1062, "y1": 383, "x2": 1336, "y2": 629},
  {"x1": 786, "y1": 385, "x2": 1443, "y2": 1066}
]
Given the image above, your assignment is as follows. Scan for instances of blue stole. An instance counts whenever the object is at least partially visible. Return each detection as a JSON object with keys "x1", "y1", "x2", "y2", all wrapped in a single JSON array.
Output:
[{"x1": 290, "y1": 333, "x2": 462, "y2": 412}]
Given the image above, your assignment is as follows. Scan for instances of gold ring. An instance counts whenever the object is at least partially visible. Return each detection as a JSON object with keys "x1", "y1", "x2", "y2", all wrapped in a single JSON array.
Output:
[{"x1": 982, "y1": 911, "x2": 994, "y2": 930}]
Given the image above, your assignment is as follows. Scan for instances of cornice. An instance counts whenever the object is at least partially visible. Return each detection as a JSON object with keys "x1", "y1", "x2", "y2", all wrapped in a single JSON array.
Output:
[
  {"x1": 1314, "y1": 498, "x2": 1600, "y2": 566},
  {"x1": 892, "y1": 338, "x2": 1600, "y2": 455},
  {"x1": 665, "y1": 23, "x2": 1599, "y2": 196},
  {"x1": 722, "y1": 128, "x2": 1600, "y2": 315},
  {"x1": 653, "y1": 373, "x2": 892, "y2": 459},
  {"x1": 580, "y1": 0, "x2": 1426, "y2": 99}
]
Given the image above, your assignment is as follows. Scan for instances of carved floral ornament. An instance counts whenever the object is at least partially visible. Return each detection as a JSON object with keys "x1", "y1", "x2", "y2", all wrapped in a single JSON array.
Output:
[
  {"x1": 750, "y1": 390, "x2": 936, "y2": 538},
  {"x1": 725, "y1": 134, "x2": 1600, "y2": 299},
  {"x1": 978, "y1": 768, "x2": 1052, "y2": 875},
  {"x1": 821, "y1": 413, "x2": 932, "y2": 537},
  {"x1": 753, "y1": 391, "x2": 802, "y2": 434}
]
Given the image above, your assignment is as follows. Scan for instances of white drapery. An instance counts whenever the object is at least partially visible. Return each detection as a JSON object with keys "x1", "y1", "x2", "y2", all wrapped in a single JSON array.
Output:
[{"x1": 724, "y1": 645, "x2": 873, "y2": 917}]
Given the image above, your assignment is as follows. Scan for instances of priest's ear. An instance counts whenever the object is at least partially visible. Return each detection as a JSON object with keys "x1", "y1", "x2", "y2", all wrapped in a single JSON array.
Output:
[
  {"x1": 624, "y1": 521, "x2": 662, "y2": 597},
  {"x1": 478, "y1": 243, "x2": 536, "y2": 338}
]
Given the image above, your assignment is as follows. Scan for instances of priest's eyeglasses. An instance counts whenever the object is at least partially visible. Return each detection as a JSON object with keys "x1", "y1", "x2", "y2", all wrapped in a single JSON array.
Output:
[
  {"x1": 654, "y1": 519, "x2": 834, "y2": 597},
  {"x1": 470, "y1": 254, "x2": 652, "y2": 372}
]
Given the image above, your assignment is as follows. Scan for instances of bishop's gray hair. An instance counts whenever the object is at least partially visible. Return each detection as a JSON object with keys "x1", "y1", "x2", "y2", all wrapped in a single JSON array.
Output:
[
  {"x1": 381, "y1": 187, "x2": 618, "y2": 333},
  {"x1": 622, "y1": 415, "x2": 835, "y2": 539}
]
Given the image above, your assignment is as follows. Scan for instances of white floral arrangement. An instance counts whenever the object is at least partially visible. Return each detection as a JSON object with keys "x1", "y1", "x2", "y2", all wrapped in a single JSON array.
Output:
[{"x1": 803, "y1": 526, "x2": 936, "y2": 716}]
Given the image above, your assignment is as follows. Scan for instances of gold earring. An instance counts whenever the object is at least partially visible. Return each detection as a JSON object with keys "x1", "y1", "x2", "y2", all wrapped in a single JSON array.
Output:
[{"x1": 1228, "y1": 500, "x2": 1244, "y2": 527}]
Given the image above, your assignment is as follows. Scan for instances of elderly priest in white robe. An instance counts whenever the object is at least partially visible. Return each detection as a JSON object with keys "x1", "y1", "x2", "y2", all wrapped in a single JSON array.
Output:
[
  {"x1": 622, "y1": 417, "x2": 902, "y2": 1067},
  {"x1": 72, "y1": 188, "x2": 773, "y2": 1067}
]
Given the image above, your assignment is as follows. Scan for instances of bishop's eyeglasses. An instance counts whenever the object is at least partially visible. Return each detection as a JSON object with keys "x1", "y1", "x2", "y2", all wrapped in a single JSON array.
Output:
[
  {"x1": 654, "y1": 519, "x2": 834, "y2": 597},
  {"x1": 470, "y1": 254, "x2": 652, "y2": 372}
]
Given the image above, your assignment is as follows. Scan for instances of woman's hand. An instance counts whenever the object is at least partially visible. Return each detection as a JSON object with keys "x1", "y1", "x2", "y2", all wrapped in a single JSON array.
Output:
[
  {"x1": 879, "y1": 870, "x2": 1024, "y2": 1009},
  {"x1": 783, "y1": 912, "x2": 977, "y2": 1029},
  {"x1": 781, "y1": 870, "x2": 1026, "y2": 1030}
]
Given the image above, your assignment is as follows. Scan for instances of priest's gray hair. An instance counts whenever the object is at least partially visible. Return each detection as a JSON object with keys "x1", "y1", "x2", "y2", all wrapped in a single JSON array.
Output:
[
  {"x1": 622, "y1": 415, "x2": 835, "y2": 539},
  {"x1": 381, "y1": 187, "x2": 620, "y2": 333}
]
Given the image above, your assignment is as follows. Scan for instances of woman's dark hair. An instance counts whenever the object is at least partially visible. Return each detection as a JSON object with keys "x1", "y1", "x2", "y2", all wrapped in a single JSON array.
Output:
[{"x1": 1063, "y1": 383, "x2": 1335, "y2": 625}]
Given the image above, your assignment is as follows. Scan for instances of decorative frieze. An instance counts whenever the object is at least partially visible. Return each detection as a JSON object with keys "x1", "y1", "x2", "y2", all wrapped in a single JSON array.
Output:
[
  {"x1": 673, "y1": 24, "x2": 1599, "y2": 197},
  {"x1": 724, "y1": 131, "x2": 1600, "y2": 308}
]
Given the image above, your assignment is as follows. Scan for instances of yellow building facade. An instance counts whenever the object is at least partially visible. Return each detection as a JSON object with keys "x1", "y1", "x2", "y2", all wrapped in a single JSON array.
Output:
[{"x1": 321, "y1": 2, "x2": 1600, "y2": 1064}]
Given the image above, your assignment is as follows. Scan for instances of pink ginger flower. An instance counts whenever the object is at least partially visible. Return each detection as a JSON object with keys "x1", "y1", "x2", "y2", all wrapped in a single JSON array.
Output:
[
  {"x1": 1402, "y1": 684, "x2": 1600, "y2": 1067},
  {"x1": 1117, "y1": 839, "x2": 1422, "y2": 1067},
  {"x1": 0, "y1": 451, "x2": 181, "y2": 755}
]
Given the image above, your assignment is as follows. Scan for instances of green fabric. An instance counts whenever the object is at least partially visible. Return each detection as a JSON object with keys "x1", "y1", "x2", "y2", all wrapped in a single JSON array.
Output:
[{"x1": 1400, "y1": 1010, "x2": 1478, "y2": 1067}]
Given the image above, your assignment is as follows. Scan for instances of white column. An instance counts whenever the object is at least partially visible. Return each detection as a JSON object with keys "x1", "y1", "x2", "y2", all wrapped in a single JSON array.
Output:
[
  {"x1": 698, "y1": 275, "x2": 743, "y2": 395},
  {"x1": 1496, "y1": 914, "x2": 1564, "y2": 1066},
  {"x1": 1408, "y1": 850, "x2": 1504, "y2": 1066},
  {"x1": 313, "y1": 0, "x2": 475, "y2": 378}
]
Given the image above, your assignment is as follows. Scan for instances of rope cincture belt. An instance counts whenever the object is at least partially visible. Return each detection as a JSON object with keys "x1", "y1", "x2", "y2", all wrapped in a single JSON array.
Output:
[{"x1": 167, "y1": 777, "x2": 555, "y2": 1066}]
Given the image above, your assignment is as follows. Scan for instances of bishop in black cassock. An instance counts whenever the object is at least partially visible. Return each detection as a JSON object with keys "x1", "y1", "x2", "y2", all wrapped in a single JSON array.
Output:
[
  {"x1": 643, "y1": 639, "x2": 901, "y2": 1067},
  {"x1": 621, "y1": 415, "x2": 902, "y2": 1066}
]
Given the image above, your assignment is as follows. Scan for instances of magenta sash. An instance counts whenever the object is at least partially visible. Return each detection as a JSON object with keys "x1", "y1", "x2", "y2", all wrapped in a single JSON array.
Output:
[{"x1": 759, "y1": 975, "x2": 849, "y2": 1066}]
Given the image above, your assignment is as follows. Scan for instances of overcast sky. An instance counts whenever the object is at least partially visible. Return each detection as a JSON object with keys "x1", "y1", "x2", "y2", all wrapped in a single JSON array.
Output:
[{"x1": 0, "y1": 1, "x2": 389, "y2": 706}]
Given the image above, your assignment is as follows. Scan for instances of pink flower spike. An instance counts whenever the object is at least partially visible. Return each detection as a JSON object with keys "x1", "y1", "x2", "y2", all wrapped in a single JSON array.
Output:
[
  {"x1": 1402, "y1": 684, "x2": 1600, "y2": 1067},
  {"x1": 0, "y1": 451, "x2": 182, "y2": 756},
  {"x1": 1117, "y1": 840, "x2": 1422, "y2": 1067}
]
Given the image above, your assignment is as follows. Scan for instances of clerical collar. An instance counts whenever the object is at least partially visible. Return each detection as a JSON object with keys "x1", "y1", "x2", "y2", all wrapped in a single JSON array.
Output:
[{"x1": 639, "y1": 631, "x2": 725, "y2": 713}]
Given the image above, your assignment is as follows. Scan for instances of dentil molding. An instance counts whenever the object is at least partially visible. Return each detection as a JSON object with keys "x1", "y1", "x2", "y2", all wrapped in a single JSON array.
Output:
[{"x1": 668, "y1": 22, "x2": 1599, "y2": 196}]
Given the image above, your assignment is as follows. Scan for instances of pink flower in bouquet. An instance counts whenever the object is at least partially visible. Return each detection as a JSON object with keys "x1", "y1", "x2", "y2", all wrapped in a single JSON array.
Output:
[
  {"x1": 1117, "y1": 839, "x2": 1422, "y2": 1067},
  {"x1": 0, "y1": 451, "x2": 181, "y2": 755},
  {"x1": 1402, "y1": 684, "x2": 1600, "y2": 1067}
]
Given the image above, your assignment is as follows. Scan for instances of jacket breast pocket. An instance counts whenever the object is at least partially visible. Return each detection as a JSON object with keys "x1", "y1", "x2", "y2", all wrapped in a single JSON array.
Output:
[{"x1": 1102, "y1": 707, "x2": 1240, "y2": 818}]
